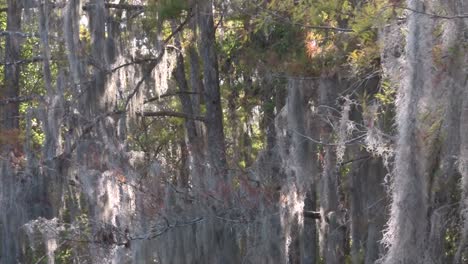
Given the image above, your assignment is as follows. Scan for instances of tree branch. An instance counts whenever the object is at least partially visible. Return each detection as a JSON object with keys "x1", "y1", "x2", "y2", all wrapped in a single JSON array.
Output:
[
  {"x1": 0, "y1": 56, "x2": 44, "y2": 66},
  {"x1": 0, "y1": 95, "x2": 37, "y2": 105},
  {"x1": 304, "y1": 210, "x2": 321, "y2": 220},
  {"x1": 397, "y1": 6, "x2": 468, "y2": 19},
  {"x1": 0, "y1": 2, "x2": 64, "y2": 12},
  {"x1": 0, "y1": 31, "x2": 40, "y2": 38},
  {"x1": 83, "y1": 3, "x2": 146, "y2": 12},
  {"x1": 339, "y1": 155, "x2": 371, "y2": 167},
  {"x1": 144, "y1": 91, "x2": 200, "y2": 104},
  {"x1": 111, "y1": 58, "x2": 156, "y2": 73},
  {"x1": 138, "y1": 111, "x2": 205, "y2": 122}
]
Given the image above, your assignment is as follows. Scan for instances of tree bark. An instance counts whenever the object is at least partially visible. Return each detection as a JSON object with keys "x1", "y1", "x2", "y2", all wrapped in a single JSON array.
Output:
[
  {"x1": 349, "y1": 151, "x2": 369, "y2": 264},
  {"x1": 197, "y1": 0, "x2": 227, "y2": 181},
  {"x1": 455, "y1": 42, "x2": 468, "y2": 264},
  {"x1": 87, "y1": 0, "x2": 108, "y2": 114},
  {"x1": 196, "y1": 2, "x2": 239, "y2": 263},
  {"x1": 426, "y1": 1, "x2": 466, "y2": 263},
  {"x1": 381, "y1": 1, "x2": 433, "y2": 263},
  {"x1": 171, "y1": 21, "x2": 206, "y2": 189},
  {"x1": 1, "y1": 0, "x2": 22, "y2": 131},
  {"x1": 318, "y1": 76, "x2": 346, "y2": 264}
]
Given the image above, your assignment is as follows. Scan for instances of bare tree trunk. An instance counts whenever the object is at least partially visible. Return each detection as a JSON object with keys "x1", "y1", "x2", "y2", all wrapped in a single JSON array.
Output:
[{"x1": 1, "y1": 0, "x2": 22, "y2": 131}]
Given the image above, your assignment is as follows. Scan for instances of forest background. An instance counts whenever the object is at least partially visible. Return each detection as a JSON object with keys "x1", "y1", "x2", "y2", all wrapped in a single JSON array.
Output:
[{"x1": 0, "y1": 0, "x2": 467, "y2": 263}]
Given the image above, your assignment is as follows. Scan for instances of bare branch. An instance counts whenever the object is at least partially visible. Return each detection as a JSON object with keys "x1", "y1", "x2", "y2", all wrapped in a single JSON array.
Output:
[
  {"x1": 0, "y1": 56, "x2": 44, "y2": 66},
  {"x1": 0, "y1": 30, "x2": 40, "y2": 38},
  {"x1": 111, "y1": 58, "x2": 156, "y2": 73},
  {"x1": 304, "y1": 211, "x2": 321, "y2": 220},
  {"x1": 144, "y1": 91, "x2": 200, "y2": 104},
  {"x1": 0, "y1": 95, "x2": 37, "y2": 105},
  {"x1": 83, "y1": 3, "x2": 146, "y2": 12},
  {"x1": 0, "y1": 2, "x2": 64, "y2": 12},
  {"x1": 138, "y1": 111, "x2": 205, "y2": 122},
  {"x1": 339, "y1": 156, "x2": 371, "y2": 167}
]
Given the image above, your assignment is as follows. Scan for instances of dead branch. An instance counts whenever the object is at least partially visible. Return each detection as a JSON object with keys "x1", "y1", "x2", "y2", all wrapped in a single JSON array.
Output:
[{"x1": 304, "y1": 210, "x2": 321, "y2": 220}]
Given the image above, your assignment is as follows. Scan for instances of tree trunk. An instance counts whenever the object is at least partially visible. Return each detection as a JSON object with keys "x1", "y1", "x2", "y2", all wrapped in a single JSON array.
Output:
[
  {"x1": 426, "y1": 1, "x2": 466, "y2": 263},
  {"x1": 172, "y1": 21, "x2": 205, "y2": 188},
  {"x1": 454, "y1": 15, "x2": 468, "y2": 262},
  {"x1": 196, "y1": 2, "x2": 239, "y2": 263},
  {"x1": 349, "y1": 151, "x2": 369, "y2": 264},
  {"x1": 64, "y1": 0, "x2": 85, "y2": 88},
  {"x1": 1, "y1": 0, "x2": 22, "y2": 131},
  {"x1": 318, "y1": 76, "x2": 346, "y2": 264},
  {"x1": 188, "y1": 44, "x2": 204, "y2": 117},
  {"x1": 197, "y1": 0, "x2": 227, "y2": 181},
  {"x1": 88, "y1": 0, "x2": 108, "y2": 114},
  {"x1": 381, "y1": 1, "x2": 433, "y2": 263}
]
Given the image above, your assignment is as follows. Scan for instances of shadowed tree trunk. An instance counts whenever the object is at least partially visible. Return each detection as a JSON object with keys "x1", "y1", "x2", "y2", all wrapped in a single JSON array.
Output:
[
  {"x1": 88, "y1": 0, "x2": 108, "y2": 114},
  {"x1": 197, "y1": 0, "x2": 227, "y2": 181},
  {"x1": 349, "y1": 150, "x2": 369, "y2": 264},
  {"x1": 0, "y1": 2, "x2": 23, "y2": 262},
  {"x1": 1, "y1": 0, "x2": 22, "y2": 131},
  {"x1": 425, "y1": 1, "x2": 466, "y2": 263},
  {"x1": 364, "y1": 158, "x2": 387, "y2": 264},
  {"x1": 318, "y1": 76, "x2": 346, "y2": 264},
  {"x1": 196, "y1": 2, "x2": 240, "y2": 263},
  {"x1": 346, "y1": 77, "x2": 388, "y2": 264},
  {"x1": 285, "y1": 79, "x2": 318, "y2": 263},
  {"x1": 188, "y1": 17, "x2": 204, "y2": 118},
  {"x1": 455, "y1": 19, "x2": 468, "y2": 261},
  {"x1": 172, "y1": 21, "x2": 205, "y2": 188}
]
